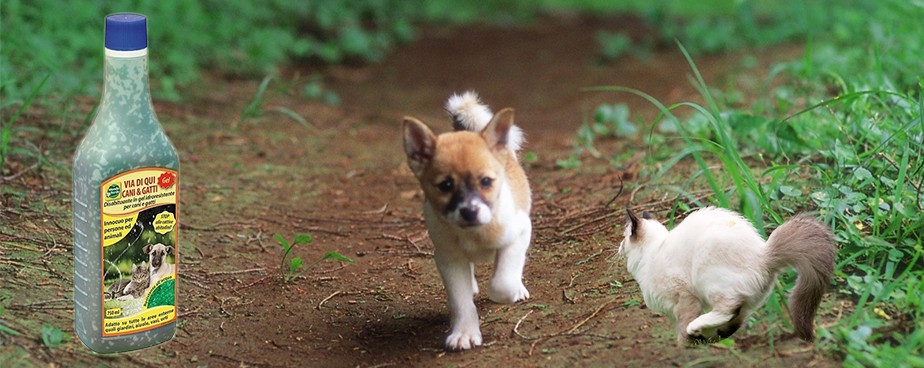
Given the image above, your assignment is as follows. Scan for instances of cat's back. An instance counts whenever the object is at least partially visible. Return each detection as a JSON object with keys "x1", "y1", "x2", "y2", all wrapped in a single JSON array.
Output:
[{"x1": 668, "y1": 207, "x2": 764, "y2": 253}]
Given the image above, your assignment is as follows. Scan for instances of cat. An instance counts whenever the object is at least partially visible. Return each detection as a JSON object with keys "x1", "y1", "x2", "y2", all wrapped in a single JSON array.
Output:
[
  {"x1": 112, "y1": 261, "x2": 150, "y2": 301},
  {"x1": 618, "y1": 207, "x2": 837, "y2": 344}
]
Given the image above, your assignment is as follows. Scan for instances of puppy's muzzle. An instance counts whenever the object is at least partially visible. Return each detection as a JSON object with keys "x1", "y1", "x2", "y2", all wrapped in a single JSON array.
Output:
[{"x1": 458, "y1": 207, "x2": 480, "y2": 226}]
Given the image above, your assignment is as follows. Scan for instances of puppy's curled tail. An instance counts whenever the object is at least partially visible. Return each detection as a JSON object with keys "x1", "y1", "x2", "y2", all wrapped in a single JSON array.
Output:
[
  {"x1": 765, "y1": 214, "x2": 837, "y2": 340},
  {"x1": 446, "y1": 91, "x2": 493, "y2": 132},
  {"x1": 446, "y1": 91, "x2": 525, "y2": 152}
]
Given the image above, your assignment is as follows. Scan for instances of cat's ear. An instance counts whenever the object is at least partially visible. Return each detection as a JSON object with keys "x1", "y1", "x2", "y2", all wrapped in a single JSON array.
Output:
[
  {"x1": 627, "y1": 208, "x2": 642, "y2": 238},
  {"x1": 131, "y1": 263, "x2": 137, "y2": 272}
]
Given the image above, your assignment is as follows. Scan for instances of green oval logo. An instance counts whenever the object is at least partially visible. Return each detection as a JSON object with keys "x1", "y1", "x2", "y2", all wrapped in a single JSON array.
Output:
[{"x1": 105, "y1": 183, "x2": 121, "y2": 199}]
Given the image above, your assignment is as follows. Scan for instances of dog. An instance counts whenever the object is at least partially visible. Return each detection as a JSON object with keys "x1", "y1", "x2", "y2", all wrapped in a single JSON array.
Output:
[
  {"x1": 402, "y1": 91, "x2": 532, "y2": 350},
  {"x1": 144, "y1": 243, "x2": 175, "y2": 287}
]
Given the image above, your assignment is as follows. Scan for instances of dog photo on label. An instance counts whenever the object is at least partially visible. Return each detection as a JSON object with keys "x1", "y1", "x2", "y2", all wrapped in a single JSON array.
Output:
[
  {"x1": 619, "y1": 207, "x2": 837, "y2": 345},
  {"x1": 402, "y1": 91, "x2": 532, "y2": 351}
]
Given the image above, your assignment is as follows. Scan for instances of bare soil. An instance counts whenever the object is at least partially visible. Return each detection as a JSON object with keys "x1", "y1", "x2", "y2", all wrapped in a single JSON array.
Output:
[{"x1": 0, "y1": 16, "x2": 840, "y2": 367}]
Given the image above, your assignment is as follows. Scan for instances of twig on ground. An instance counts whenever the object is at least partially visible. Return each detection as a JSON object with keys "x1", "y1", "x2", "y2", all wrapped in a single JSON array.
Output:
[
  {"x1": 317, "y1": 290, "x2": 342, "y2": 310},
  {"x1": 208, "y1": 267, "x2": 266, "y2": 276},
  {"x1": 8, "y1": 298, "x2": 69, "y2": 310},
  {"x1": 526, "y1": 300, "x2": 617, "y2": 356},
  {"x1": 512, "y1": 310, "x2": 538, "y2": 340},
  {"x1": 0, "y1": 163, "x2": 39, "y2": 182}
]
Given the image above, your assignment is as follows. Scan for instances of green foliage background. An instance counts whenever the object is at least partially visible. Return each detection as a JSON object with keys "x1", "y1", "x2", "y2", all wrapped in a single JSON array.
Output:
[{"x1": 2, "y1": 0, "x2": 922, "y2": 364}]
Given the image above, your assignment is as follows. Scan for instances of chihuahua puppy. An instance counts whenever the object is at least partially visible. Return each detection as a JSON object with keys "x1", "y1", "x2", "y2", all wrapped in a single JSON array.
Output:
[{"x1": 402, "y1": 91, "x2": 532, "y2": 350}]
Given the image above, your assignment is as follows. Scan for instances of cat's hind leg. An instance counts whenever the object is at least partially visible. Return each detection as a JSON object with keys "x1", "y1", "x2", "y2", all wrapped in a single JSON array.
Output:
[
  {"x1": 686, "y1": 298, "x2": 742, "y2": 338},
  {"x1": 672, "y1": 293, "x2": 706, "y2": 346},
  {"x1": 716, "y1": 303, "x2": 754, "y2": 338}
]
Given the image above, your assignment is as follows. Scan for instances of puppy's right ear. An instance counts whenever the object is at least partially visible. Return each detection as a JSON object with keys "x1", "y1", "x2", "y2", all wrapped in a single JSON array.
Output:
[
  {"x1": 626, "y1": 208, "x2": 642, "y2": 239},
  {"x1": 403, "y1": 117, "x2": 437, "y2": 176},
  {"x1": 143, "y1": 244, "x2": 151, "y2": 254}
]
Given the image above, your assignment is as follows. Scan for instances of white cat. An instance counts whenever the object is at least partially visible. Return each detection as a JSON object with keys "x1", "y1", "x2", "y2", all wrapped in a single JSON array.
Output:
[{"x1": 618, "y1": 207, "x2": 836, "y2": 344}]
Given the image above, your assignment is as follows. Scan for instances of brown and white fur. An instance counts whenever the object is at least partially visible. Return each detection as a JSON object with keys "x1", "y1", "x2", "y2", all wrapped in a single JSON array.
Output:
[
  {"x1": 619, "y1": 207, "x2": 836, "y2": 344},
  {"x1": 144, "y1": 243, "x2": 175, "y2": 290},
  {"x1": 403, "y1": 91, "x2": 532, "y2": 351}
]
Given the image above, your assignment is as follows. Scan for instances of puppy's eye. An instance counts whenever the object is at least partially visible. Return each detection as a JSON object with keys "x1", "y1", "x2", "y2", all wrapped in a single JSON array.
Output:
[
  {"x1": 437, "y1": 178, "x2": 454, "y2": 193},
  {"x1": 479, "y1": 177, "x2": 493, "y2": 188}
]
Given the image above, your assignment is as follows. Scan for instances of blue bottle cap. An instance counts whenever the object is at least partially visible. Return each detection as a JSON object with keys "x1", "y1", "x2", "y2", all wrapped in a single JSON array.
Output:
[{"x1": 105, "y1": 13, "x2": 147, "y2": 51}]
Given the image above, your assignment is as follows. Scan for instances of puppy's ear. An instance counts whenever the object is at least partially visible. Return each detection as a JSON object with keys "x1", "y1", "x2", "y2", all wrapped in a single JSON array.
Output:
[
  {"x1": 143, "y1": 244, "x2": 151, "y2": 254},
  {"x1": 642, "y1": 211, "x2": 652, "y2": 220},
  {"x1": 482, "y1": 108, "x2": 523, "y2": 152},
  {"x1": 626, "y1": 208, "x2": 642, "y2": 239},
  {"x1": 166, "y1": 246, "x2": 174, "y2": 254},
  {"x1": 402, "y1": 117, "x2": 437, "y2": 175}
]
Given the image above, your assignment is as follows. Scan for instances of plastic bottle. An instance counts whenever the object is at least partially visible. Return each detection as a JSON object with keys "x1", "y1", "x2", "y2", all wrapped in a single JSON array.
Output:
[{"x1": 73, "y1": 13, "x2": 179, "y2": 353}]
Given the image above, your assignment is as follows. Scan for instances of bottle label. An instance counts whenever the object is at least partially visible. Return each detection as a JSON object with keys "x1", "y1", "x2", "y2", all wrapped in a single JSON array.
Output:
[{"x1": 99, "y1": 168, "x2": 178, "y2": 336}]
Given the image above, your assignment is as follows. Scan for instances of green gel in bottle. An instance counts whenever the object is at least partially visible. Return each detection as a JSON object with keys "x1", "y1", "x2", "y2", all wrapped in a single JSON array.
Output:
[{"x1": 73, "y1": 13, "x2": 179, "y2": 353}]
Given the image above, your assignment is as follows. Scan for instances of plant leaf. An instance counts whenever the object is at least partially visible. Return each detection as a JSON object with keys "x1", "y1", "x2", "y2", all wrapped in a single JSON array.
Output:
[
  {"x1": 293, "y1": 234, "x2": 313, "y2": 245},
  {"x1": 289, "y1": 257, "x2": 303, "y2": 273},
  {"x1": 41, "y1": 324, "x2": 63, "y2": 348},
  {"x1": 0, "y1": 322, "x2": 19, "y2": 336},
  {"x1": 274, "y1": 233, "x2": 290, "y2": 251},
  {"x1": 322, "y1": 251, "x2": 355, "y2": 264}
]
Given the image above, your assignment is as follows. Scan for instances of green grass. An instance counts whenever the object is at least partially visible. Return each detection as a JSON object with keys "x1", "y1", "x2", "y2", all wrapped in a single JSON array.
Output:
[{"x1": 580, "y1": 0, "x2": 923, "y2": 363}]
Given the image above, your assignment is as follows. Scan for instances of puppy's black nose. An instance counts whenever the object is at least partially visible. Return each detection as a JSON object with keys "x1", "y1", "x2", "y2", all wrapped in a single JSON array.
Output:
[{"x1": 459, "y1": 207, "x2": 479, "y2": 222}]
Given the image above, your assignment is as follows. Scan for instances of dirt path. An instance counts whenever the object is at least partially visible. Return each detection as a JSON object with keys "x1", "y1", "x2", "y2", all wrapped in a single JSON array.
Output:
[{"x1": 1, "y1": 16, "x2": 836, "y2": 367}]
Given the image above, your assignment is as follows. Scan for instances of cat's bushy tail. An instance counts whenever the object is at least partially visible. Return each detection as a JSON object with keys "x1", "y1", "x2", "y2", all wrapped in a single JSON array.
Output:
[{"x1": 765, "y1": 214, "x2": 837, "y2": 340}]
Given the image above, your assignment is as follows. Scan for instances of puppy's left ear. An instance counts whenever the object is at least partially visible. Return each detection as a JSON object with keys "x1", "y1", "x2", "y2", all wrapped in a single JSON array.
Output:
[
  {"x1": 482, "y1": 108, "x2": 524, "y2": 152},
  {"x1": 166, "y1": 245, "x2": 174, "y2": 254},
  {"x1": 403, "y1": 116, "x2": 437, "y2": 176}
]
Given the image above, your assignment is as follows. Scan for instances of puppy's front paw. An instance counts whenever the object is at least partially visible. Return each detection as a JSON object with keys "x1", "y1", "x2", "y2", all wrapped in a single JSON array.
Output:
[
  {"x1": 487, "y1": 281, "x2": 529, "y2": 304},
  {"x1": 445, "y1": 326, "x2": 482, "y2": 351}
]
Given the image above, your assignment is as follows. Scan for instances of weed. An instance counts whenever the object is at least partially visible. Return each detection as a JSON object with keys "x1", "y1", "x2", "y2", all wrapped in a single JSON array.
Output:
[
  {"x1": 239, "y1": 74, "x2": 275, "y2": 124},
  {"x1": 1, "y1": 74, "x2": 50, "y2": 175},
  {"x1": 40, "y1": 324, "x2": 67, "y2": 348},
  {"x1": 239, "y1": 74, "x2": 315, "y2": 128},
  {"x1": 274, "y1": 233, "x2": 354, "y2": 283}
]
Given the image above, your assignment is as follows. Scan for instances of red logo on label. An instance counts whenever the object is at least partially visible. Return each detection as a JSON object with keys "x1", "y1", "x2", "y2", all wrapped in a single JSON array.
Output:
[{"x1": 158, "y1": 172, "x2": 176, "y2": 189}]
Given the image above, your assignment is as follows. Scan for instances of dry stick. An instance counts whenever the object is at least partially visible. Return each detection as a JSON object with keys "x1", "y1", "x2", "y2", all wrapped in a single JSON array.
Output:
[
  {"x1": 561, "y1": 211, "x2": 621, "y2": 236},
  {"x1": 209, "y1": 351, "x2": 268, "y2": 368},
  {"x1": 317, "y1": 290, "x2": 342, "y2": 310},
  {"x1": 208, "y1": 267, "x2": 266, "y2": 276},
  {"x1": 183, "y1": 276, "x2": 210, "y2": 290},
  {"x1": 377, "y1": 232, "x2": 427, "y2": 253},
  {"x1": 565, "y1": 300, "x2": 614, "y2": 334},
  {"x1": 526, "y1": 300, "x2": 616, "y2": 356},
  {"x1": 254, "y1": 228, "x2": 268, "y2": 253},
  {"x1": 0, "y1": 163, "x2": 39, "y2": 182},
  {"x1": 363, "y1": 203, "x2": 389, "y2": 215},
  {"x1": 512, "y1": 310, "x2": 537, "y2": 340},
  {"x1": 238, "y1": 274, "x2": 272, "y2": 291},
  {"x1": 879, "y1": 152, "x2": 922, "y2": 191},
  {"x1": 313, "y1": 263, "x2": 347, "y2": 274},
  {"x1": 9, "y1": 298, "x2": 68, "y2": 307},
  {"x1": 177, "y1": 306, "x2": 202, "y2": 318}
]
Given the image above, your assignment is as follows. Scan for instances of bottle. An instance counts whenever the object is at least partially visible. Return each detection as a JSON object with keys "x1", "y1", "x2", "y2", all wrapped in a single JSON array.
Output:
[{"x1": 73, "y1": 13, "x2": 179, "y2": 353}]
